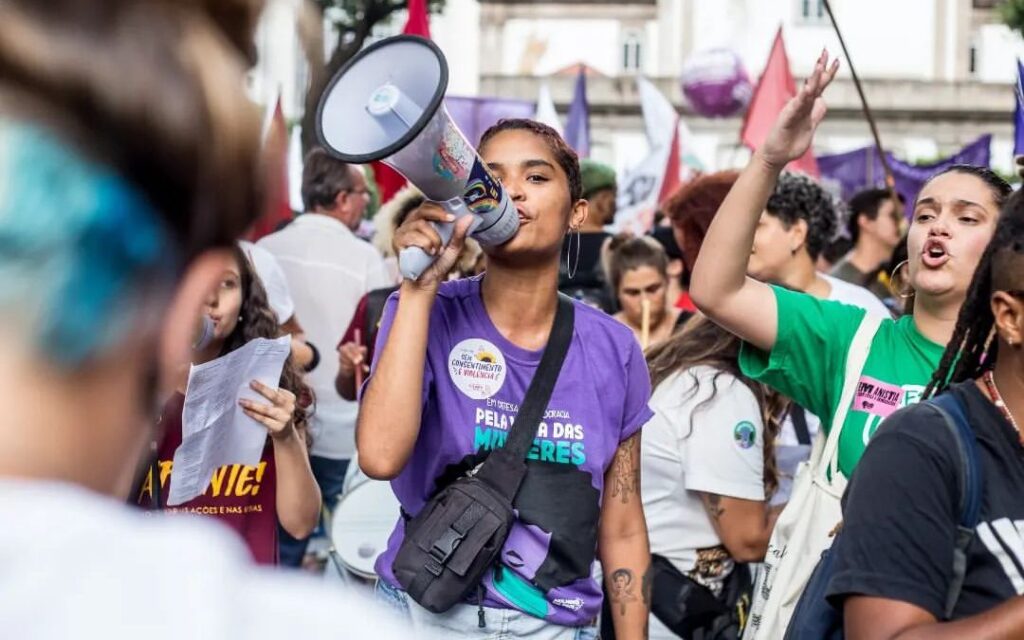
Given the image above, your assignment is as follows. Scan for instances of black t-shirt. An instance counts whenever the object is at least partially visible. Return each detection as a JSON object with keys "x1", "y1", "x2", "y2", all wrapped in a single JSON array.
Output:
[{"x1": 826, "y1": 380, "x2": 1024, "y2": 620}]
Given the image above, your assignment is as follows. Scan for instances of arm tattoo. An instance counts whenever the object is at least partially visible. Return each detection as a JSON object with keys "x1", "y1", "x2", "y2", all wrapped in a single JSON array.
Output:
[
  {"x1": 611, "y1": 434, "x2": 640, "y2": 504},
  {"x1": 609, "y1": 568, "x2": 638, "y2": 616},
  {"x1": 701, "y1": 493, "x2": 725, "y2": 522}
]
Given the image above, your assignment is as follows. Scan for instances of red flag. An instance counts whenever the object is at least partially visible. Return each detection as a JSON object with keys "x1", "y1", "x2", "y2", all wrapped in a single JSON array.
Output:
[
  {"x1": 247, "y1": 97, "x2": 293, "y2": 241},
  {"x1": 657, "y1": 125, "x2": 681, "y2": 204},
  {"x1": 403, "y1": 0, "x2": 431, "y2": 38},
  {"x1": 740, "y1": 27, "x2": 819, "y2": 177},
  {"x1": 372, "y1": 0, "x2": 433, "y2": 203}
]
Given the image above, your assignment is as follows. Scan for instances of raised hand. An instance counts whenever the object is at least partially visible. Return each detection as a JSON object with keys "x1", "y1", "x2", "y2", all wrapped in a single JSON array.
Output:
[{"x1": 758, "y1": 49, "x2": 840, "y2": 170}]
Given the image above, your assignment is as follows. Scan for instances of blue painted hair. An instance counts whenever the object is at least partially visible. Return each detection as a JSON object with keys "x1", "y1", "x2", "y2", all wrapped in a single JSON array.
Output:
[{"x1": 0, "y1": 121, "x2": 173, "y2": 365}]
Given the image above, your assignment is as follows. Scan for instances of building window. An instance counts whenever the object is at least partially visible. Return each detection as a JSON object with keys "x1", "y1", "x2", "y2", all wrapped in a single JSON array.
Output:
[
  {"x1": 622, "y1": 32, "x2": 643, "y2": 73},
  {"x1": 798, "y1": 0, "x2": 827, "y2": 23},
  {"x1": 969, "y1": 43, "x2": 978, "y2": 77}
]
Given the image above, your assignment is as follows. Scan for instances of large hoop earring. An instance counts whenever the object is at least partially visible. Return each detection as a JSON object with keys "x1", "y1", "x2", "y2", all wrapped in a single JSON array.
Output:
[
  {"x1": 566, "y1": 227, "x2": 581, "y2": 279},
  {"x1": 888, "y1": 260, "x2": 914, "y2": 299}
]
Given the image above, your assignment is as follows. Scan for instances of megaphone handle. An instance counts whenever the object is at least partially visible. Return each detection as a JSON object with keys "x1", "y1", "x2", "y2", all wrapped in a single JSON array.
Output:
[{"x1": 398, "y1": 198, "x2": 468, "y2": 281}]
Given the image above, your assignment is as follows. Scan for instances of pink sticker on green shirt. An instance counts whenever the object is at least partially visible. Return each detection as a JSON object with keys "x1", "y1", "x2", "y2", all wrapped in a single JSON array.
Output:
[{"x1": 854, "y1": 376, "x2": 905, "y2": 417}]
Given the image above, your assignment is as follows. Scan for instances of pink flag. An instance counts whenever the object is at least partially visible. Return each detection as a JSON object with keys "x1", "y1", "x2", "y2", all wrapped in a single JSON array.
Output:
[{"x1": 740, "y1": 27, "x2": 819, "y2": 177}]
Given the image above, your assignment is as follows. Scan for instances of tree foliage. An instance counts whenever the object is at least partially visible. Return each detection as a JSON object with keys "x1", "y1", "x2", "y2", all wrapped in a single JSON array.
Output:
[
  {"x1": 300, "y1": 0, "x2": 445, "y2": 152},
  {"x1": 1001, "y1": 0, "x2": 1024, "y2": 39}
]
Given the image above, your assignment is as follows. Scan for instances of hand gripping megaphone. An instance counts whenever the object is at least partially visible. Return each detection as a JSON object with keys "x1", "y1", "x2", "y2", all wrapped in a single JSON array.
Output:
[{"x1": 316, "y1": 35, "x2": 518, "y2": 280}]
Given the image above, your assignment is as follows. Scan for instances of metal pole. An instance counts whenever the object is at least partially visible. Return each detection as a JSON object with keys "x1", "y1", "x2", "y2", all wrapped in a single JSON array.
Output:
[{"x1": 822, "y1": 0, "x2": 902, "y2": 210}]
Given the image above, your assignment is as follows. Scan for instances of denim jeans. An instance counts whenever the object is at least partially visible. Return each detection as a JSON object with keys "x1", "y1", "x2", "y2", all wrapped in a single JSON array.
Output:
[
  {"x1": 374, "y1": 580, "x2": 599, "y2": 640},
  {"x1": 278, "y1": 456, "x2": 350, "y2": 567}
]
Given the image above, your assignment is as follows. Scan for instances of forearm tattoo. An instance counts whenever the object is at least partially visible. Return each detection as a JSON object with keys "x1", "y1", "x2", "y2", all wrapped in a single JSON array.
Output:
[
  {"x1": 611, "y1": 434, "x2": 640, "y2": 504},
  {"x1": 609, "y1": 568, "x2": 638, "y2": 616},
  {"x1": 701, "y1": 493, "x2": 725, "y2": 522}
]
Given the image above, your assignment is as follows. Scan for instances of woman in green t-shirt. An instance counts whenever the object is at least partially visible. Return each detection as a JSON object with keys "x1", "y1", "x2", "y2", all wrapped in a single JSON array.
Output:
[{"x1": 689, "y1": 51, "x2": 1012, "y2": 479}]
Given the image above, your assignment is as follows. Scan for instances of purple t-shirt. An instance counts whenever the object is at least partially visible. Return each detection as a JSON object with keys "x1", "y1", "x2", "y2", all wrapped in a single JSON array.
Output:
[{"x1": 370, "y1": 276, "x2": 652, "y2": 626}]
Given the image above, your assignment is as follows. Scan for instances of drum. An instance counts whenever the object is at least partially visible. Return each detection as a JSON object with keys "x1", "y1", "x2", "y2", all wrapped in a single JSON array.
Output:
[{"x1": 329, "y1": 475, "x2": 401, "y2": 582}]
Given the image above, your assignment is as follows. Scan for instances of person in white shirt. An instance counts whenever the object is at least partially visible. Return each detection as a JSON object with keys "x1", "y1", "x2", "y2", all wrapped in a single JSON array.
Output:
[
  {"x1": 258, "y1": 148, "x2": 392, "y2": 566},
  {"x1": 239, "y1": 240, "x2": 318, "y2": 371},
  {"x1": 0, "y1": 3, "x2": 412, "y2": 638},
  {"x1": 642, "y1": 316, "x2": 789, "y2": 640}
]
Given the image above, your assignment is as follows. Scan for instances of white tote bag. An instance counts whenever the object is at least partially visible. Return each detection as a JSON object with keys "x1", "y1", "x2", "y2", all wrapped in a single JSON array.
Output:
[{"x1": 743, "y1": 313, "x2": 881, "y2": 639}]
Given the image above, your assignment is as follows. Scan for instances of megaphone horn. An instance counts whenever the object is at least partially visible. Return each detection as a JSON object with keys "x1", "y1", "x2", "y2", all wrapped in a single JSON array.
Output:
[{"x1": 316, "y1": 35, "x2": 518, "y2": 280}]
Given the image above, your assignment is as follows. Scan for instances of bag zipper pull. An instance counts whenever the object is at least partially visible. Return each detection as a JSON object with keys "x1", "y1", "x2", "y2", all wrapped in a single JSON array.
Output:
[{"x1": 477, "y1": 584, "x2": 487, "y2": 628}]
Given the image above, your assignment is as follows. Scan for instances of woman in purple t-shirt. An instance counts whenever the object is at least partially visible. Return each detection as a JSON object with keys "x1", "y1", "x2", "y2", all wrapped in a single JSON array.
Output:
[{"x1": 358, "y1": 119, "x2": 654, "y2": 639}]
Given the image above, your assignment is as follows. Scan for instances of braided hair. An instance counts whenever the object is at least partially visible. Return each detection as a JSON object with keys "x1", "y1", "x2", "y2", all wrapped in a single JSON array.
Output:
[{"x1": 925, "y1": 188, "x2": 1024, "y2": 396}]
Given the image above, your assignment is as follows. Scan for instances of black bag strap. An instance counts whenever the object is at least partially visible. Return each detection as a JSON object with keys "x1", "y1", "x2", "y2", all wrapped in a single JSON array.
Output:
[
  {"x1": 790, "y1": 405, "x2": 812, "y2": 446},
  {"x1": 476, "y1": 295, "x2": 575, "y2": 500},
  {"x1": 929, "y1": 392, "x2": 984, "y2": 620}
]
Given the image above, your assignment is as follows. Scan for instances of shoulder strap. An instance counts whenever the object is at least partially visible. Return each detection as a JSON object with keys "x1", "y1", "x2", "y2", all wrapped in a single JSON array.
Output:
[
  {"x1": 929, "y1": 392, "x2": 984, "y2": 619},
  {"x1": 475, "y1": 295, "x2": 576, "y2": 499},
  {"x1": 821, "y1": 312, "x2": 883, "y2": 482},
  {"x1": 790, "y1": 405, "x2": 812, "y2": 446}
]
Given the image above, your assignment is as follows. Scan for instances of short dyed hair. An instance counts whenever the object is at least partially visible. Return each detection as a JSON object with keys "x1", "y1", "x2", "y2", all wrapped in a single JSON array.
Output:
[
  {"x1": 662, "y1": 171, "x2": 740, "y2": 271},
  {"x1": 479, "y1": 119, "x2": 582, "y2": 203}
]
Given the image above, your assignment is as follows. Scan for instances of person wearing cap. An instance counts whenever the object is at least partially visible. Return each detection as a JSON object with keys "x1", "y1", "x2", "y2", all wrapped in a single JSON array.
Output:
[{"x1": 558, "y1": 159, "x2": 618, "y2": 312}]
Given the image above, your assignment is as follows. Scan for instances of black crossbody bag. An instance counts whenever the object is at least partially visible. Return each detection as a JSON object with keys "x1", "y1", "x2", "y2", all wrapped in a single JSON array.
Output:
[{"x1": 392, "y1": 295, "x2": 576, "y2": 615}]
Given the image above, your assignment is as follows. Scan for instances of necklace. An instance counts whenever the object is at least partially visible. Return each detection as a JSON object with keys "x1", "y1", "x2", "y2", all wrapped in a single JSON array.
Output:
[{"x1": 983, "y1": 370, "x2": 1023, "y2": 444}]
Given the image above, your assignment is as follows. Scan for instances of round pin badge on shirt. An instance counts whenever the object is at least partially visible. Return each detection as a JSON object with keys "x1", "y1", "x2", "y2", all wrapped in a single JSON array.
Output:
[
  {"x1": 448, "y1": 338, "x2": 508, "y2": 399},
  {"x1": 733, "y1": 421, "x2": 757, "y2": 450}
]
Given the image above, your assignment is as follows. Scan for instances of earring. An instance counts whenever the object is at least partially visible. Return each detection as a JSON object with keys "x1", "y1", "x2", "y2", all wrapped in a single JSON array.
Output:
[
  {"x1": 238, "y1": 315, "x2": 243, "y2": 322},
  {"x1": 565, "y1": 227, "x2": 581, "y2": 279},
  {"x1": 888, "y1": 260, "x2": 914, "y2": 299}
]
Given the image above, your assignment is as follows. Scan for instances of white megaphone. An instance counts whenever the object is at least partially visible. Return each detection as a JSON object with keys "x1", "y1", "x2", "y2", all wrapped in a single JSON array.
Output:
[{"x1": 316, "y1": 35, "x2": 518, "y2": 280}]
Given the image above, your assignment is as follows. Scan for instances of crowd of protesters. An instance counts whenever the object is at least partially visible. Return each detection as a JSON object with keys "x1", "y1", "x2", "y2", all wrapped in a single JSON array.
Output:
[{"x1": 2, "y1": 4, "x2": 1023, "y2": 640}]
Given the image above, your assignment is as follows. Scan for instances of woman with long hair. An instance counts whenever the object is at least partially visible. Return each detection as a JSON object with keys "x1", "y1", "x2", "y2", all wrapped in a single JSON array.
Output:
[
  {"x1": 358, "y1": 119, "x2": 652, "y2": 638},
  {"x1": 826, "y1": 190, "x2": 1024, "y2": 637},
  {"x1": 137, "y1": 245, "x2": 321, "y2": 565},
  {"x1": 691, "y1": 51, "x2": 1010, "y2": 484},
  {"x1": 689, "y1": 52, "x2": 1011, "y2": 635},
  {"x1": 608, "y1": 236, "x2": 682, "y2": 349},
  {"x1": 642, "y1": 316, "x2": 788, "y2": 639}
]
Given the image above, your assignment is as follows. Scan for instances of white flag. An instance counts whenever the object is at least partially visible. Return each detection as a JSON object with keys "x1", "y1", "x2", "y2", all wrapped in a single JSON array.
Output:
[
  {"x1": 614, "y1": 77, "x2": 681, "y2": 234},
  {"x1": 288, "y1": 124, "x2": 305, "y2": 213},
  {"x1": 534, "y1": 82, "x2": 563, "y2": 136}
]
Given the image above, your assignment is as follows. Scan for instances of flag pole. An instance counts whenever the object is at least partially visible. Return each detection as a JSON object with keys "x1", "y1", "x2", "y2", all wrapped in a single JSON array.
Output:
[{"x1": 821, "y1": 0, "x2": 901, "y2": 209}]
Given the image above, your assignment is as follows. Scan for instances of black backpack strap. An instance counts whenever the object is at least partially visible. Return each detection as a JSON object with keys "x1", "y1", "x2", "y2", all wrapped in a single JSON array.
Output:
[
  {"x1": 475, "y1": 295, "x2": 576, "y2": 500},
  {"x1": 929, "y1": 392, "x2": 984, "y2": 620},
  {"x1": 790, "y1": 405, "x2": 812, "y2": 446}
]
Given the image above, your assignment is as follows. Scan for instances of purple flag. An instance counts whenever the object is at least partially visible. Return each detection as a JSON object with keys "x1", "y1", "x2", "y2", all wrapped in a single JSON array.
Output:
[
  {"x1": 818, "y1": 135, "x2": 992, "y2": 208},
  {"x1": 445, "y1": 96, "x2": 536, "y2": 147},
  {"x1": 1015, "y1": 59, "x2": 1024, "y2": 156},
  {"x1": 564, "y1": 70, "x2": 590, "y2": 157}
]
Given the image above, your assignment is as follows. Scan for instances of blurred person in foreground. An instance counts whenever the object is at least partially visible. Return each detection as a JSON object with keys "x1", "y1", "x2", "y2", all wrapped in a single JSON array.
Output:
[{"x1": 0, "y1": 1, "x2": 409, "y2": 637}]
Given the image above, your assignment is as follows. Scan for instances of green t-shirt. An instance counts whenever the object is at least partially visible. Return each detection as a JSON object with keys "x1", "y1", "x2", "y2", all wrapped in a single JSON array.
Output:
[{"x1": 739, "y1": 286, "x2": 945, "y2": 478}]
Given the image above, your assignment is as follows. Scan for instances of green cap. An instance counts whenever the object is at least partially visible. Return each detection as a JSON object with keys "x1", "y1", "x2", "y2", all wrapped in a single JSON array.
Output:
[{"x1": 580, "y1": 159, "x2": 616, "y2": 199}]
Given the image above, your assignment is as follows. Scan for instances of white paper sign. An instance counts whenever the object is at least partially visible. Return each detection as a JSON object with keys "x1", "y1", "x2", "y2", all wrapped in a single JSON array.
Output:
[{"x1": 167, "y1": 335, "x2": 291, "y2": 506}]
